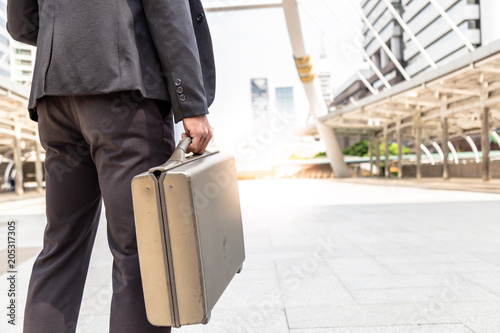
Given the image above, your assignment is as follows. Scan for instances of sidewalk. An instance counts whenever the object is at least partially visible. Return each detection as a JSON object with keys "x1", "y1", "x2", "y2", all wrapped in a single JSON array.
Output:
[
  {"x1": 0, "y1": 190, "x2": 44, "y2": 203},
  {"x1": 2, "y1": 179, "x2": 500, "y2": 332},
  {"x1": 339, "y1": 177, "x2": 500, "y2": 194}
]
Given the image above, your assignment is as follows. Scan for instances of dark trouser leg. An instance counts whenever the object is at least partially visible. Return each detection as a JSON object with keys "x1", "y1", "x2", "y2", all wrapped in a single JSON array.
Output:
[
  {"x1": 24, "y1": 97, "x2": 103, "y2": 333},
  {"x1": 73, "y1": 93, "x2": 174, "y2": 333},
  {"x1": 24, "y1": 93, "x2": 174, "y2": 333}
]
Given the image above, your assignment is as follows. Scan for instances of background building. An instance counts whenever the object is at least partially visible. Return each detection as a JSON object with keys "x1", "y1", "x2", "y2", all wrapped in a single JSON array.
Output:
[
  {"x1": 332, "y1": 0, "x2": 484, "y2": 108},
  {"x1": 0, "y1": 0, "x2": 11, "y2": 79},
  {"x1": 328, "y1": 0, "x2": 497, "y2": 151},
  {"x1": 333, "y1": 0, "x2": 406, "y2": 107},
  {"x1": 275, "y1": 86, "x2": 295, "y2": 116},
  {"x1": 402, "y1": 0, "x2": 481, "y2": 77},
  {"x1": 10, "y1": 41, "x2": 36, "y2": 86},
  {"x1": 317, "y1": 44, "x2": 334, "y2": 107},
  {"x1": 250, "y1": 77, "x2": 270, "y2": 130}
]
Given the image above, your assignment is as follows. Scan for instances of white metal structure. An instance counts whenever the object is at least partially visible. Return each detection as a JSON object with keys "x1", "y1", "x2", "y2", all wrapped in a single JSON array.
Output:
[
  {"x1": 420, "y1": 144, "x2": 436, "y2": 165},
  {"x1": 0, "y1": 76, "x2": 41, "y2": 195},
  {"x1": 428, "y1": 0, "x2": 475, "y2": 52},
  {"x1": 348, "y1": 0, "x2": 411, "y2": 81},
  {"x1": 447, "y1": 141, "x2": 459, "y2": 164},
  {"x1": 281, "y1": 0, "x2": 350, "y2": 177},
  {"x1": 305, "y1": 39, "x2": 500, "y2": 181},
  {"x1": 205, "y1": 0, "x2": 350, "y2": 177},
  {"x1": 381, "y1": 0, "x2": 437, "y2": 69},
  {"x1": 402, "y1": 0, "x2": 481, "y2": 77}
]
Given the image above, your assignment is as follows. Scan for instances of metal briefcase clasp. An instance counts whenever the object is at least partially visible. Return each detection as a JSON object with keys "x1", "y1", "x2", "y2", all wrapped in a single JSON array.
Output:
[{"x1": 149, "y1": 137, "x2": 219, "y2": 174}]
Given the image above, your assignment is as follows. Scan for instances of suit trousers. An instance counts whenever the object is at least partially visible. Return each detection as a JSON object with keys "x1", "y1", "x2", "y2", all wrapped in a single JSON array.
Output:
[{"x1": 23, "y1": 92, "x2": 175, "y2": 333}]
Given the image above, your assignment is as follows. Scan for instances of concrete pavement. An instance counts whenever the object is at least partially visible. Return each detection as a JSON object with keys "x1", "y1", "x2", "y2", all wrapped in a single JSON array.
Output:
[{"x1": 1, "y1": 179, "x2": 500, "y2": 332}]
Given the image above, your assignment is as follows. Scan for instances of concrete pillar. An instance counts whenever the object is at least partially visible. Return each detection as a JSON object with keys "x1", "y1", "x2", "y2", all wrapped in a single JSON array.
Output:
[
  {"x1": 396, "y1": 119, "x2": 403, "y2": 179},
  {"x1": 13, "y1": 126, "x2": 24, "y2": 196},
  {"x1": 375, "y1": 136, "x2": 381, "y2": 177},
  {"x1": 384, "y1": 126, "x2": 390, "y2": 178},
  {"x1": 35, "y1": 142, "x2": 43, "y2": 193},
  {"x1": 480, "y1": 81, "x2": 491, "y2": 181},
  {"x1": 414, "y1": 112, "x2": 422, "y2": 179},
  {"x1": 440, "y1": 96, "x2": 450, "y2": 180},
  {"x1": 369, "y1": 135, "x2": 374, "y2": 177},
  {"x1": 282, "y1": 0, "x2": 350, "y2": 178}
]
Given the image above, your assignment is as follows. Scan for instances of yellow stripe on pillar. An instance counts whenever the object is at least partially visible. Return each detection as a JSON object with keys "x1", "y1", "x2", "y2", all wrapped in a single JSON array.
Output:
[
  {"x1": 294, "y1": 55, "x2": 310, "y2": 66},
  {"x1": 299, "y1": 73, "x2": 315, "y2": 83},
  {"x1": 297, "y1": 63, "x2": 313, "y2": 75}
]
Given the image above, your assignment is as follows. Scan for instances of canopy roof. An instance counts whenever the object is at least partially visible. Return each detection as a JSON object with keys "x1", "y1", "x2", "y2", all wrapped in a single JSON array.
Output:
[{"x1": 305, "y1": 39, "x2": 500, "y2": 142}]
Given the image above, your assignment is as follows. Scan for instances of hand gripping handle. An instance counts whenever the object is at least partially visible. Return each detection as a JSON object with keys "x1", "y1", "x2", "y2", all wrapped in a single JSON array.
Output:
[{"x1": 175, "y1": 136, "x2": 192, "y2": 155}]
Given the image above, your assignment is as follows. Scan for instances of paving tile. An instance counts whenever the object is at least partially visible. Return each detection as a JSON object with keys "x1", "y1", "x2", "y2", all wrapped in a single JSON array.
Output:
[
  {"x1": 368, "y1": 232, "x2": 432, "y2": 244},
  {"x1": 280, "y1": 276, "x2": 356, "y2": 307},
  {"x1": 244, "y1": 235, "x2": 273, "y2": 250},
  {"x1": 215, "y1": 278, "x2": 284, "y2": 310},
  {"x1": 339, "y1": 274, "x2": 462, "y2": 290},
  {"x1": 326, "y1": 257, "x2": 392, "y2": 277},
  {"x1": 234, "y1": 266, "x2": 279, "y2": 282},
  {"x1": 460, "y1": 271, "x2": 500, "y2": 296},
  {"x1": 289, "y1": 323, "x2": 474, "y2": 333},
  {"x1": 325, "y1": 242, "x2": 367, "y2": 258},
  {"x1": 172, "y1": 308, "x2": 289, "y2": 333},
  {"x1": 444, "y1": 301, "x2": 500, "y2": 333},
  {"x1": 76, "y1": 315, "x2": 109, "y2": 333},
  {"x1": 249, "y1": 248, "x2": 312, "y2": 262},
  {"x1": 79, "y1": 282, "x2": 112, "y2": 315},
  {"x1": 239, "y1": 255, "x2": 275, "y2": 271},
  {"x1": 270, "y1": 235, "x2": 336, "y2": 249},
  {"x1": 353, "y1": 241, "x2": 413, "y2": 256},
  {"x1": 286, "y1": 303, "x2": 459, "y2": 329},
  {"x1": 374, "y1": 254, "x2": 483, "y2": 265},
  {"x1": 471, "y1": 251, "x2": 500, "y2": 266},
  {"x1": 275, "y1": 257, "x2": 339, "y2": 282},
  {"x1": 350, "y1": 287, "x2": 450, "y2": 304},
  {"x1": 338, "y1": 230, "x2": 390, "y2": 244},
  {"x1": 350, "y1": 280, "x2": 499, "y2": 305},
  {"x1": 386, "y1": 261, "x2": 500, "y2": 275}
]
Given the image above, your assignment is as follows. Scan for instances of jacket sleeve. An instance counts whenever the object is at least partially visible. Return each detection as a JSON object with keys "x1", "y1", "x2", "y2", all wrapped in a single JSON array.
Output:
[
  {"x1": 6, "y1": 0, "x2": 39, "y2": 46},
  {"x1": 142, "y1": 0, "x2": 209, "y2": 123}
]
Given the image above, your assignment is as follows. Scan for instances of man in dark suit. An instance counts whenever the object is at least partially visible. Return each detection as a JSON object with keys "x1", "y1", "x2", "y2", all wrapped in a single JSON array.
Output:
[{"x1": 7, "y1": 0, "x2": 215, "y2": 332}]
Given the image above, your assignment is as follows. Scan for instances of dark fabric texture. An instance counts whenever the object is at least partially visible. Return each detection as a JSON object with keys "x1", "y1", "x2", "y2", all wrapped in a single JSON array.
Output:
[
  {"x1": 6, "y1": 0, "x2": 216, "y2": 123},
  {"x1": 23, "y1": 93, "x2": 175, "y2": 333}
]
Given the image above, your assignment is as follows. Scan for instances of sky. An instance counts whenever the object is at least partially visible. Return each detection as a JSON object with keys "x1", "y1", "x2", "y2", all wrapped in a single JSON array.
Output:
[{"x1": 200, "y1": 0, "x2": 363, "y2": 158}]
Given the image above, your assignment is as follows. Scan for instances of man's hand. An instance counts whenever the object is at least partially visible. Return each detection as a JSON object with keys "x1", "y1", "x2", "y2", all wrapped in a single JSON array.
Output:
[{"x1": 182, "y1": 115, "x2": 213, "y2": 154}]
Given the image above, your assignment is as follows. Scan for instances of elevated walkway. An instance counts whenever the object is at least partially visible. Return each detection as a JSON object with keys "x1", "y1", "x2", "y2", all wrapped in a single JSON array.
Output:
[
  {"x1": 0, "y1": 76, "x2": 42, "y2": 195},
  {"x1": 338, "y1": 177, "x2": 500, "y2": 194}
]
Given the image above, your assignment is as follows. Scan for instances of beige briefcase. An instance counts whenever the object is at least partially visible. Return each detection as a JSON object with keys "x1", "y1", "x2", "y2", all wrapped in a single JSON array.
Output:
[{"x1": 131, "y1": 137, "x2": 245, "y2": 328}]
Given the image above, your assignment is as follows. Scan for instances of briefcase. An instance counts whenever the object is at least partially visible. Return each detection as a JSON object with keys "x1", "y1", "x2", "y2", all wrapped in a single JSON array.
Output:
[{"x1": 131, "y1": 137, "x2": 245, "y2": 328}]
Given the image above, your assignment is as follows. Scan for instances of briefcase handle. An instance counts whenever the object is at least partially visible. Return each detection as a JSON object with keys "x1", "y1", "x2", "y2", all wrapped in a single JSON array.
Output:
[
  {"x1": 148, "y1": 137, "x2": 218, "y2": 174},
  {"x1": 175, "y1": 136, "x2": 192, "y2": 156}
]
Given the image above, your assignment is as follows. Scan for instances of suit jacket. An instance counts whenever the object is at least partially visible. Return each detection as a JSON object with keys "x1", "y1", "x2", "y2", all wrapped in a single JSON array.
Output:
[{"x1": 7, "y1": 0, "x2": 215, "y2": 123}]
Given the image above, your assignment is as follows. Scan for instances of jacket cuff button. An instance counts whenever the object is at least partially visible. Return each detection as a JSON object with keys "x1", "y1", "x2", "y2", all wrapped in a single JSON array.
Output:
[
  {"x1": 179, "y1": 94, "x2": 186, "y2": 102},
  {"x1": 176, "y1": 86, "x2": 184, "y2": 94},
  {"x1": 196, "y1": 13, "x2": 205, "y2": 22},
  {"x1": 175, "y1": 79, "x2": 182, "y2": 86}
]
